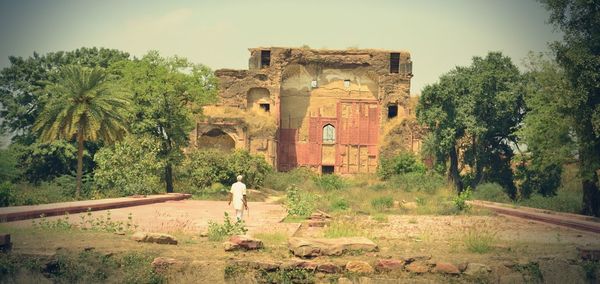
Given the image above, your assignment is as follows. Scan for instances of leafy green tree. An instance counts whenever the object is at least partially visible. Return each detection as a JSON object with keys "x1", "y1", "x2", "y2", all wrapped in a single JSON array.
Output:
[
  {"x1": 115, "y1": 51, "x2": 217, "y2": 193},
  {"x1": 537, "y1": 0, "x2": 600, "y2": 216},
  {"x1": 33, "y1": 66, "x2": 130, "y2": 197},
  {"x1": 0, "y1": 47, "x2": 130, "y2": 143},
  {"x1": 417, "y1": 52, "x2": 524, "y2": 193},
  {"x1": 94, "y1": 135, "x2": 165, "y2": 196}
]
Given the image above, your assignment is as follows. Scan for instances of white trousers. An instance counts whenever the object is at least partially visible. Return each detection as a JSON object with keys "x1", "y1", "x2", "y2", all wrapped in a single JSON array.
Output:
[{"x1": 235, "y1": 209, "x2": 244, "y2": 220}]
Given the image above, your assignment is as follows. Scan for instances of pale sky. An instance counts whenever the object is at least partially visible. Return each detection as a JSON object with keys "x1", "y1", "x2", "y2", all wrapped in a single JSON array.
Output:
[{"x1": 0, "y1": 0, "x2": 560, "y2": 94}]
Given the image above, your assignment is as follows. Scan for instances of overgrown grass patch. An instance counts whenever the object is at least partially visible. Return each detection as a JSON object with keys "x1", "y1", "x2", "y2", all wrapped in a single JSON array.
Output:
[
  {"x1": 253, "y1": 232, "x2": 287, "y2": 246},
  {"x1": 323, "y1": 221, "x2": 366, "y2": 238},
  {"x1": 463, "y1": 221, "x2": 498, "y2": 254}
]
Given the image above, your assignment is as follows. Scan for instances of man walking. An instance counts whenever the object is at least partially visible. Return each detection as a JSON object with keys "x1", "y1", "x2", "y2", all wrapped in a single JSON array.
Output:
[{"x1": 228, "y1": 175, "x2": 248, "y2": 220}]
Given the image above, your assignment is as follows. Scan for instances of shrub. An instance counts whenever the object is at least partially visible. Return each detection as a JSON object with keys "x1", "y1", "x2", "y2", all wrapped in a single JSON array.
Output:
[
  {"x1": 284, "y1": 185, "x2": 316, "y2": 217},
  {"x1": 0, "y1": 182, "x2": 13, "y2": 207},
  {"x1": 518, "y1": 190, "x2": 582, "y2": 214},
  {"x1": 263, "y1": 168, "x2": 316, "y2": 191},
  {"x1": 313, "y1": 174, "x2": 346, "y2": 191},
  {"x1": 94, "y1": 135, "x2": 164, "y2": 196},
  {"x1": 0, "y1": 148, "x2": 20, "y2": 183},
  {"x1": 453, "y1": 187, "x2": 472, "y2": 211},
  {"x1": 378, "y1": 152, "x2": 426, "y2": 179},
  {"x1": 388, "y1": 172, "x2": 445, "y2": 194},
  {"x1": 371, "y1": 196, "x2": 394, "y2": 212},
  {"x1": 473, "y1": 183, "x2": 511, "y2": 203},
  {"x1": 183, "y1": 149, "x2": 272, "y2": 190},
  {"x1": 330, "y1": 198, "x2": 349, "y2": 211},
  {"x1": 207, "y1": 212, "x2": 248, "y2": 241}
]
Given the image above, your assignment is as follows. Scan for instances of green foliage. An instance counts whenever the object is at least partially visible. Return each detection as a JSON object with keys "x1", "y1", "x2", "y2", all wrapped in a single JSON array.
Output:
[
  {"x1": 313, "y1": 174, "x2": 346, "y2": 191},
  {"x1": 516, "y1": 162, "x2": 562, "y2": 198},
  {"x1": 94, "y1": 135, "x2": 164, "y2": 196},
  {"x1": 417, "y1": 52, "x2": 524, "y2": 192},
  {"x1": 330, "y1": 198, "x2": 349, "y2": 211},
  {"x1": 0, "y1": 47, "x2": 130, "y2": 143},
  {"x1": 538, "y1": 0, "x2": 600, "y2": 216},
  {"x1": 0, "y1": 182, "x2": 13, "y2": 207},
  {"x1": 284, "y1": 185, "x2": 316, "y2": 217},
  {"x1": 472, "y1": 183, "x2": 511, "y2": 203},
  {"x1": 263, "y1": 167, "x2": 316, "y2": 191},
  {"x1": 378, "y1": 152, "x2": 426, "y2": 180},
  {"x1": 323, "y1": 221, "x2": 365, "y2": 238},
  {"x1": 453, "y1": 187, "x2": 472, "y2": 211},
  {"x1": 0, "y1": 148, "x2": 20, "y2": 183},
  {"x1": 9, "y1": 141, "x2": 86, "y2": 184},
  {"x1": 183, "y1": 149, "x2": 272, "y2": 190},
  {"x1": 31, "y1": 210, "x2": 137, "y2": 233},
  {"x1": 518, "y1": 190, "x2": 582, "y2": 214},
  {"x1": 370, "y1": 196, "x2": 394, "y2": 212},
  {"x1": 33, "y1": 65, "x2": 131, "y2": 197},
  {"x1": 115, "y1": 51, "x2": 218, "y2": 193},
  {"x1": 388, "y1": 172, "x2": 445, "y2": 194},
  {"x1": 206, "y1": 212, "x2": 248, "y2": 241}
]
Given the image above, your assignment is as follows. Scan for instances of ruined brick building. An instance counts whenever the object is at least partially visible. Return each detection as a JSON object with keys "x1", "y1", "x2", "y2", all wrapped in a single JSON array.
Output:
[{"x1": 189, "y1": 47, "x2": 423, "y2": 174}]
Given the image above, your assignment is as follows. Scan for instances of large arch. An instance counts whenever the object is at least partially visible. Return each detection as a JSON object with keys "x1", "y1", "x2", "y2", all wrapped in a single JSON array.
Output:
[{"x1": 197, "y1": 128, "x2": 236, "y2": 151}]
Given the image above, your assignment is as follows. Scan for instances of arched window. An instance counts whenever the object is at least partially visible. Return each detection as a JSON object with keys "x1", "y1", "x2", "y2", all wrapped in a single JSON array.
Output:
[{"x1": 323, "y1": 124, "x2": 335, "y2": 143}]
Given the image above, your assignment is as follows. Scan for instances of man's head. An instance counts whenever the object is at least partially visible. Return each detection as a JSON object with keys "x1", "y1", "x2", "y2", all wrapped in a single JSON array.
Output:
[{"x1": 237, "y1": 175, "x2": 243, "y2": 181}]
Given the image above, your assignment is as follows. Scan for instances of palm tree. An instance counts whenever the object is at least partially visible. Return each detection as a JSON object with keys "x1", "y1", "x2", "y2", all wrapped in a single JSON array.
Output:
[{"x1": 33, "y1": 65, "x2": 130, "y2": 197}]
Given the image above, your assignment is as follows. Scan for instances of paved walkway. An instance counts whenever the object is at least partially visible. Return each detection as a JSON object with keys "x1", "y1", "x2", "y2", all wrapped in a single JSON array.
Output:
[
  {"x1": 471, "y1": 200, "x2": 600, "y2": 234},
  {"x1": 0, "y1": 194, "x2": 191, "y2": 222},
  {"x1": 3, "y1": 199, "x2": 294, "y2": 235}
]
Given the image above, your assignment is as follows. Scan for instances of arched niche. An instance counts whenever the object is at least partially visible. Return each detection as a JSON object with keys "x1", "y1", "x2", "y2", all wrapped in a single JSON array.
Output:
[{"x1": 197, "y1": 128, "x2": 236, "y2": 151}]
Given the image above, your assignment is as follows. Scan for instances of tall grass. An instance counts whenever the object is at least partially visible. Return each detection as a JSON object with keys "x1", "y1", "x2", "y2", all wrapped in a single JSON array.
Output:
[
  {"x1": 323, "y1": 221, "x2": 366, "y2": 238},
  {"x1": 463, "y1": 222, "x2": 498, "y2": 253}
]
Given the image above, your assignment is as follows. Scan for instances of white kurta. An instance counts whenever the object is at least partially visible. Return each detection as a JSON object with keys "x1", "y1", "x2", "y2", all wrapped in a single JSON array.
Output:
[{"x1": 230, "y1": 181, "x2": 247, "y2": 210}]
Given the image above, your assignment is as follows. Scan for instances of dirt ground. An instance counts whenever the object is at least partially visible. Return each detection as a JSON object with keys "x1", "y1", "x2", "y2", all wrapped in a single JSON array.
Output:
[{"x1": 1, "y1": 199, "x2": 599, "y2": 283}]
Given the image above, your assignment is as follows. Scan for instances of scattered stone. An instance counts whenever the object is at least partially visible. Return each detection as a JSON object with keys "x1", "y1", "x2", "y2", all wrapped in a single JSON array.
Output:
[
  {"x1": 375, "y1": 259, "x2": 405, "y2": 272},
  {"x1": 0, "y1": 233, "x2": 11, "y2": 252},
  {"x1": 404, "y1": 255, "x2": 431, "y2": 263},
  {"x1": 317, "y1": 262, "x2": 342, "y2": 274},
  {"x1": 199, "y1": 231, "x2": 208, "y2": 237},
  {"x1": 131, "y1": 232, "x2": 178, "y2": 245},
  {"x1": 539, "y1": 259, "x2": 586, "y2": 284},
  {"x1": 464, "y1": 263, "x2": 491, "y2": 276},
  {"x1": 223, "y1": 235, "x2": 264, "y2": 251},
  {"x1": 458, "y1": 262, "x2": 468, "y2": 272},
  {"x1": 406, "y1": 262, "x2": 429, "y2": 274},
  {"x1": 254, "y1": 261, "x2": 281, "y2": 271},
  {"x1": 308, "y1": 220, "x2": 329, "y2": 227},
  {"x1": 83, "y1": 246, "x2": 94, "y2": 252},
  {"x1": 577, "y1": 246, "x2": 600, "y2": 261},
  {"x1": 288, "y1": 237, "x2": 378, "y2": 258},
  {"x1": 151, "y1": 257, "x2": 182, "y2": 273},
  {"x1": 393, "y1": 200, "x2": 401, "y2": 208},
  {"x1": 290, "y1": 260, "x2": 318, "y2": 271},
  {"x1": 346, "y1": 261, "x2": 374, "y2": 274},
  {"x1": 434, "y1": 262, "x2": 460, "y2": 274},
  {"x1": 114, "y1": 232, "x2": 125, "y2": 236}
]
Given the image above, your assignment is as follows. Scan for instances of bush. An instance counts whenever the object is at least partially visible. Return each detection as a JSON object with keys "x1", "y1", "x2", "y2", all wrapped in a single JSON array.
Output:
[
  {"x1": 473, "y1": 183, "x2": 511, "y2": 203},
  {"x1": 330, "y1": 198, "x2": 349, "y2": 211},
  {"x1": 313, "y1": 174, "x2": 346, "y2": 191},
  {"x1": 518, "y1": 190, "x2": 582, "y2": 214},
  {"x1": 207, "y1": 212, "x2": 248, "y2": 241},
  {"x1": 263, "y1": 168, "x2": 316, "y2": 191},
  {"x1": 183, "y1": 149, "x2": 272, "y2": 190},
  {"x1": 388, "y1": 172, "x2": 445, "y2": 194},
  {"x1": 0, "y1": 182, "x2": 13, "y2": 207},
  {"x1": 284, "y1": 185, "x2": 316, "y2": 217},
  {"x1": 371, "y1": 196, "x2": 394, "y2": 211},
  {"x1": 378, "y1": 152, "x2": 426, "y2": 180},
  {"x1": 453, "y1": 187, "x2": 472, "y2": 211},
  {"x1": 94, "y1": 135, "x2": 165, "y2": 196},
  {"x1": 517, "y1": 164, "x2": 562, "y2": 198}
]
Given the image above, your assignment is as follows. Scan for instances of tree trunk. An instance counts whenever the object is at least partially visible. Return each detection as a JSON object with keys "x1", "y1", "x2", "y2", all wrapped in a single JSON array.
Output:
[
  {"x1": 76, "y1": 129, "x2": 84, "y2": 198},
  {"x1": 165, "y1": 163, "x2": 174, "y2": 193},
  {"x1": 449, "y1": 145, "x2": 464, "y2": 192},
  {"x1": 578, "y1": 119, "x2": 600, "y2": 217}
]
